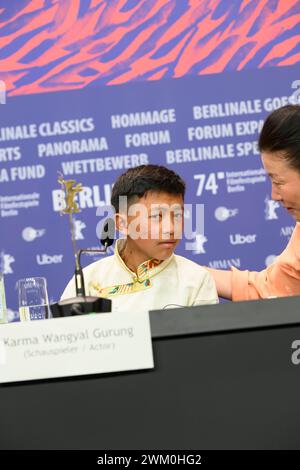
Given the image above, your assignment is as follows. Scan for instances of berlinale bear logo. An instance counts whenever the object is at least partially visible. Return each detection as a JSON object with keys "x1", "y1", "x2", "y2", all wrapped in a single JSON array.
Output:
[
  {"x1": 0, "y1": 252, "x2": 15, "y2": 274},
  {"x1": 74, "y1": 219, "x2": 86, "y2": 240},
  {"x1": 265, "y1": 196, "x2": 280, "y2": 220}
]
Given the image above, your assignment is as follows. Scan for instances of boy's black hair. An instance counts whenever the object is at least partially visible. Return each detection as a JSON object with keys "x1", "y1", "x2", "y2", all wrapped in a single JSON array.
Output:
[
  {"x1": 259, "y1": 104, "x2": 300, "y2": 172},
  {"x1": 111, "y1": 164, "x2": 186, "y2": 212}
]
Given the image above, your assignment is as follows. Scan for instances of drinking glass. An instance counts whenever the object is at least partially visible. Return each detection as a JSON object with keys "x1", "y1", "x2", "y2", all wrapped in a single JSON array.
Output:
[{"x1": 18, "y1": 277, "x2": 51, "y2": 321}]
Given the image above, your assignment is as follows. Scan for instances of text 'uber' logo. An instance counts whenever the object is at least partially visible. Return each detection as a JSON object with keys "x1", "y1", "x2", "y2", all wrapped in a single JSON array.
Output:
[
  {"x1": 36, "y1": 254, "x2": 63, "y2": 265},
  {"x1": 229, "y1": 233, "x2": 257, "y2": 245}
]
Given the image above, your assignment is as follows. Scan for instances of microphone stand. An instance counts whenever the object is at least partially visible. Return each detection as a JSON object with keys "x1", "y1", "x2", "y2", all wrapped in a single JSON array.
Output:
[
  {"x1": 51, "y1": 243, "x2": 112, "y2": 317},
  {"x1": 51, "y1": 176, "x2": 113, "y2": 317},
  {"x1": 75, "y1": 247, "x2": 110, "y2": 298}
]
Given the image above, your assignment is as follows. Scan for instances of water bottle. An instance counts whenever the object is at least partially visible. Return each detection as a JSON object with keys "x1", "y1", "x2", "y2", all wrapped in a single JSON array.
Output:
[{"x1": 0, "y1": 272, "x2": 7, "y2": 324}]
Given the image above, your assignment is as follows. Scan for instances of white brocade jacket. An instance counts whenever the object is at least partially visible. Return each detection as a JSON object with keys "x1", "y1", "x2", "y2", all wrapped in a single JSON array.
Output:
[{"x1": 61, "y1": 241, "x2": 218, "y2": 312}]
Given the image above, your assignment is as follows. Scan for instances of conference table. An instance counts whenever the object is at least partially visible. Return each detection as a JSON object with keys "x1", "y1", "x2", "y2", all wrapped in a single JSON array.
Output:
[{"x1": 1, "y1": 296, "x2": 300, "y2": 450}]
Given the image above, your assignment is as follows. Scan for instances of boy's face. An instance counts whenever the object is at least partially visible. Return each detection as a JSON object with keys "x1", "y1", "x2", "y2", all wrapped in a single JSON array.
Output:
[{"x1": 117, "y1": 191, "x2": 184, "y2": 261}]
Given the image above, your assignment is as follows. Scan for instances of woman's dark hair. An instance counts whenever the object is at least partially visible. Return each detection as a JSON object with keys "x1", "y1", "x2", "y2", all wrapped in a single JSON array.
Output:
[
  {"x1": 111, "y1": 164, "x2": 186, "y2": 212},
  {"x1": 259, "y1": 104, "x2": 300, "y2": 172}
]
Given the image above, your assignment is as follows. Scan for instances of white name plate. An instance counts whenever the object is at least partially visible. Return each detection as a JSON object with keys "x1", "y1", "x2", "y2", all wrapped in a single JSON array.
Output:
[{"x1": 0, "y1": 311, "x2": 154, "y2": 383}]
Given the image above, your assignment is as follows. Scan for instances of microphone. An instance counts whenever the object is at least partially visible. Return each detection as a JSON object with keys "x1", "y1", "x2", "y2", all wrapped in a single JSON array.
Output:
[
  {"x1": 51, "y1": 218, "x2": 115, "y2": 317},
  {"x1": 75, "y1": 218, "x2": 115, "y2": 297},
  {"x1": 100, "y1": 217, "x2": 115, "y2": 248}
]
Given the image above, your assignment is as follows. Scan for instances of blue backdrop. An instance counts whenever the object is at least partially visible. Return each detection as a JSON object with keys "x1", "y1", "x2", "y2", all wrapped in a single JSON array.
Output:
[{"x1": 0, "y1": 0, "x2": 299, "y2": 320}]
